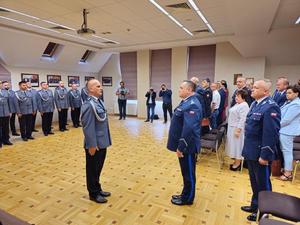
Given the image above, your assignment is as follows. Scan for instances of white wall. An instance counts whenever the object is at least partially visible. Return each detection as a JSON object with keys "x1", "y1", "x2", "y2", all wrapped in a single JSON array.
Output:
[
  {"x1": 7, "y1": 65, "x2": 98, "y2": 126},
  {"x1": 215, "y1": 42, "x2": 266, "y2": 103},
  {"x1": 265, "y1": 64, "x2": 300, "y2": 91},
  {"x1": 98, "y1": 54, "x2": 122, "y2": 114}
]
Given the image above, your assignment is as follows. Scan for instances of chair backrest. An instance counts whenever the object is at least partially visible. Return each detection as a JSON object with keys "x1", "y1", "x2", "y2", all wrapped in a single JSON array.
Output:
[
  {"x1": 216, "y1": 126, "x2": 226, "y2": 149},
  {"x1": 294, "y1": 136, "x2": 300, "y2": 143}
]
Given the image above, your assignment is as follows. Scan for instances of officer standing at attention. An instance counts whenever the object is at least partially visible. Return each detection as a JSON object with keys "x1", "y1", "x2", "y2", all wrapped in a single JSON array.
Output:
[
  {"x1": 241, "y1": 79, "x2": 281, "y2": 221},
  {"x1": 54, "y1": 81, "x2": 69, "y2": 132},
  {"x1": 81, "y1": 79, "x2": 111, "y2": 204},
  {"x1": 81, "y1": 81, "x2": 89, "y2": 103},
  {"x1": 27, "y1": 81, "x2": 39, "y2": 132},
  {"x1": 36, "y1": 82, "x2": 55, "y2": 136},
  {"x1": 159, "y1": 83, "x2": 173, "y2": 123},
  {"x1": 14, "y1": 80, "x2": 37, "y2": 141},
  {"x1": 0, "y1": 81, "x2": 13, "y2": 145},
  {"x1": 167, "y1": 80, "x2": 202, "y2": 205},
  {"x1": 68, "y1": 83, "x2": 82, "y2": 128}
]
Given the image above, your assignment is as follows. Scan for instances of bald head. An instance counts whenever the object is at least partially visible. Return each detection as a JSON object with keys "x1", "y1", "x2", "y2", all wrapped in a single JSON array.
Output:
[
  {"x1": 87, "y1": 79, "x2": 102, "y2": 98},
  {"x1": 179, "y1": 80, "x2": 196, "y2": 99},
  {"x1": 251, "y1": 79, "x2": 272, "y2": 100}
]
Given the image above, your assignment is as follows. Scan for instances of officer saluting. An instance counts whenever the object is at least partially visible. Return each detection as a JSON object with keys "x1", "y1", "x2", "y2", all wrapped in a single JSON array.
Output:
[
  {"x1": 14, "y1": 80, "x2": 37, "y2": 141},
  {"x1": 68, "y1": 83, "x2": 82, "y2": 128},
  {"x1": 36, "y1": 82, "x2": 55, "y2": 136},
  {"x1": 241, "y1": 79, "x2": 281, "y2": 221},
  {"x1": 81, "y1": 79, "x2": 111, "y2": 204},
  {"x1": 167, "y1": 80, "x2": 202, "y2": 205},
  {"x1": 54, "y1": 81, "x2": 69, "y2": 132}
]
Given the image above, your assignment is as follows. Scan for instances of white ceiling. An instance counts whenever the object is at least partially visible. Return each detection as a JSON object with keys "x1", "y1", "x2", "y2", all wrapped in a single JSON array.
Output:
[{"x1": 0, "y1": 0, "x2": 299, "y2": 70}]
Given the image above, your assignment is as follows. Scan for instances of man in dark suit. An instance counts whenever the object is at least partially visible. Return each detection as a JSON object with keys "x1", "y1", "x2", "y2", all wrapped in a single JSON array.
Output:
[
  {"x1": 231, "y1": 77, "x2": 254, "y2": 107},
  {"x1": 145, "y1": 87, "x2": 156, "y2": 123},
  {"x1": 81, "y1": 79, "x2": 111, "y2": 204},
  {"x1": 159, "y1": 84, "x2": 172, "y2": 123},
  {"x1": 272, "y1": 77, "x2": 288, "y2": 107},
  {"x1": 241, "y1": 79, "x2": 281, "y2": 221}
]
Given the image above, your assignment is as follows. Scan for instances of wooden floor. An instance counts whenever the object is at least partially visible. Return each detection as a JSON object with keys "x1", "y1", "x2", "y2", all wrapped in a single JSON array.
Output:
[{"x1": 0, "y1": 116, "x2": 300, "y2": 225}]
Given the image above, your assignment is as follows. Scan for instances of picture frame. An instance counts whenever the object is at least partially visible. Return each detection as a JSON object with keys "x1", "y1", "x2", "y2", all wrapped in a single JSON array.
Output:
[
  {"x1": 68, "y1": 76, "x2": 80, "y2": 87},
  {"x1": 47, "y1": 75, "x2": 62, "y2": 87},
  {"x1": 85, "y1": 76, "x2": 95, "y2": 81},
  {"x1": 102, "y1": 76, "x2": 112, "y2": 86},
  {"x1": 233, "y1": 74, "x2": 243, "y2": 85},
  {"x1": 21, "y1": 73, "x2": 39, "y2": 87},
  {"x1": 246, "y1": 77, "x2": 254, "y2": 84}
]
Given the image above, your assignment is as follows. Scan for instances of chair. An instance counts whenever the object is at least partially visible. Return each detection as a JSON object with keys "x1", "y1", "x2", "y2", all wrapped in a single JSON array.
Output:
[
  {"x1": 200, "y1": 126, "x2": 226, "y2": 169},
  {"x1": 258, "y1": 191, "x2": 300, "y2": 223},
  {"x1": 292, "y1": 135, "x2": 300, "y2": 182},
  {"x1": 259, "y1": 218, "x2": 293, "y2": 225}
]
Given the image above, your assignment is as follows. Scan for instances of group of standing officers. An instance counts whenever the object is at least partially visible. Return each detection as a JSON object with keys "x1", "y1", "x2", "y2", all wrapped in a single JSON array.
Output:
[{"x1": 0, "y1": 79, "x2": 91, "y2": 147}]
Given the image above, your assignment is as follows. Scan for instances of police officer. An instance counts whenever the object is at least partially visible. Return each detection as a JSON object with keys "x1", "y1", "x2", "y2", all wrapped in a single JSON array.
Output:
[
  {"x1": 241, "y1": 79, "x2": 281, "y2": 221},
  {"x1": 27, "y1": 81, "x2": 38, "y2": 132},
  {"x1": 54, "y1": 81, "x2": 69, "y2": 132},
  {"x1": 14, "y1": 80, "x2": 37, "y2": 141},
  {"x1": 5, "y1": 81, "x2": 20, "y2": 136},
  {"x1": 167, "y1": 80, "x2": 202, "y2": 205},
  {"x1": 81, "y1": 82, "x2": 89, "y2": 103},
  {"x1": 159, "y1": 83, "x2": 172, "y2": 123},
  {"x1": 68, "y1": 83, "x2": 82, "y2": 128},
  {"x1": 36, "y1": 82, "x2": 55, "y2": 136},
  {"x1": 81, "y1": 79, "x2": 111, "y2": 204},
  {"x1": 0, "y1": 81, "x2": 13, "y2": 145}
]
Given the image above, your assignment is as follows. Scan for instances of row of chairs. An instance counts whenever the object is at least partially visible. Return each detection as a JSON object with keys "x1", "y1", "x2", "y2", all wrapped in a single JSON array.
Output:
[{"x1": 292, "y1": 136, "x2": 300, "y2": 182}]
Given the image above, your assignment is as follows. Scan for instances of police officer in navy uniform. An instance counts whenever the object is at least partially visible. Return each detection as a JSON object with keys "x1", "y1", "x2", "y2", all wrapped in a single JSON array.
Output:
[
  {"x1": 27, "y1": 81, "x2": 39, "y2": 132},
  {"x1": 167, "y1": 80, "x2": 202, "y2": 205},
  {"x1": 241, "y1": 79, "x2": 281, "y2": 221},
  {"x1": 14, "y1": 80, "x2": 37, "y2": 141},
  {"x1": 54, "y1": 81, "x2": 69, "y2": 132},
  {"x1": 68, "y1": 83, "x2": 82, "y2": 128},
  {"x1": 36, "y1": 82, "x2": 55, "y2": 136},
  {"x1": 81, "y1": 79, "x2": 111, "y2": 204},
  {"x1": 5, "y1": 81, "x2": 20, "y2": 136},
  {"x1": 0, "y1": 81, "x2": 13, "y2": 145}
]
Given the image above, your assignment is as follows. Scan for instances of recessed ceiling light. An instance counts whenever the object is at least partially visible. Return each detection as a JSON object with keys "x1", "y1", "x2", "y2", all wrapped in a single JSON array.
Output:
[
  {"x1": 187, "y1": 0, "x2": 215, "y2": 33},
  {"x1": 0, "y1": 6, "x2": 39, "y2": 20},
  {"x1": 149, "y1": 0, "x2": 193, "y2": 36},
  {"x1": 25, "y1": 23, "x2": 60, "y2": 33},
  {"x1": 296, "y1": 16, "x2": 300, "y2": 24},
  {"x1": 43, "y1": 20, "x2": 75, "y2": 31}
]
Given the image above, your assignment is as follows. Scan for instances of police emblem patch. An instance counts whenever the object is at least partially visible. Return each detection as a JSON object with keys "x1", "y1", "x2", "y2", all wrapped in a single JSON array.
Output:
[{"x1": 271, "y1": 112, "x2": 277, "y2": 117}]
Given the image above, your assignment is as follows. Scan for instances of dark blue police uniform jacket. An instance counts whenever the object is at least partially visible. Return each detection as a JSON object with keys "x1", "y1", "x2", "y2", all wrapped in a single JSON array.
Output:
[
  {"x1": 167, "y1": 94, "x2": 202, "y2": 154},
  {"x1": 242, "y1": 96, "x2": 281, "y2": 161},
  {"x1": 272, "y1": 90, "x2": 287, "y2": 107}
]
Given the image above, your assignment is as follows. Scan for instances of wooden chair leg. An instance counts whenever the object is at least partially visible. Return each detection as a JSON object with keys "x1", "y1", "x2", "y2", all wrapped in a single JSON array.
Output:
[
  {"x1": 240, "y1": 158, "x2": 244, "y2": 173},
  {"x1": 292, "y1": 160, "x2": 299, "y2": 183}
]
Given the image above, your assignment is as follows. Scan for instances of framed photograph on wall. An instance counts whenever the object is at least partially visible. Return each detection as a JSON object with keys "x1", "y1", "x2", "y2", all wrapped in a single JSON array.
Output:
[
  {"x1": 47, "y1": 75, "x2": 61, "y2": 87},
  {"x1": 85, "y1": 76, "x2": 95, "y2": 82},
  {"x1": 21, "y1": 73, "x2": 39, "y2": 87},
  {"x1": 233, "y1": 74, "x2": 243, "y2": 85},
  {"x1": 68, "y1": 76, "x2": 80, "y2": 87},
  {"x1": 102, "y1": 76, "x2": 112, "y2": 86}
]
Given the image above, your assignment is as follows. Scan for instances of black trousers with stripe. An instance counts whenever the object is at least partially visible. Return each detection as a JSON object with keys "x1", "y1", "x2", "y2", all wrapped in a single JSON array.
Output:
[
  {"x1": 18, "y1": 114, "x2": 33, "y2": 139},
  {"x1": 58, "y1": 108, "x2": 68, "y2": 130},
  {"x1": 41, "y1": 112, "x2": 53, "y2": 135},
  {"x1": 178, "y1": 153, "x2": 196, "y2": 203}
]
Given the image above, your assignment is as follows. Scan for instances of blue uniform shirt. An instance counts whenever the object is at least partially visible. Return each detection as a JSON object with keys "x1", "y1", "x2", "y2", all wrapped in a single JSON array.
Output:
[
  {"x1": 242, "y1": 96, "x2": 281, "y2": 161},
  {"x1": 36, "y1": 89, "x2": 55, "y2": 113},
  {"x1": 81, "y1": 87, "x2": 89, "y2": 102},
  {"x1": 167, "y1": 94, "x2": 202, "y2": 154},
  {"x1": 68, "y1": 89, "x2": 82, "y2": 108},
  {"x1": 0, "y1": 89, "x2": 11, "y2": 117},
  {"x1": 159, "y1": 89, "x2": 172, "y2": 104},
  {"x1": 54, "y1": 87, "x2": 69, "y2": 109}
]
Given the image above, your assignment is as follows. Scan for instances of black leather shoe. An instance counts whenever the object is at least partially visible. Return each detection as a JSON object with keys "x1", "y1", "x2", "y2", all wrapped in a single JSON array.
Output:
[
  {"x1": 32, "y1": 129, "x2": 39, "y2": 132},
  {"x1": 100, "y1": 191, "x2": 111, "y2": 197},
  {"x1": 48, "y1": 132, "x2": 54, "y2": 135},
  {"x1": 78, "y1": 125, "x2": 82, "y2": 127},
  {"x1": 119, "y1": 118, "x2": 122, "y2": 120},
  {"x1": 3, "y1": 141, "x2": 13, "y2": 145},
  {"x1": 144, "y1": 120, "x2": 149, "y2": 122},
  {"x1": 89, "y1": 195, "x2": 107, "y2": 204},
  {"x1": 241, "y1": 206, "x2": 257, "y2": 213},
  {"x1": 27, "y1": 136, "x2": 34, "y2": 140},
  {"x1": 230, "y1": 164, "x2": 241, "y2": 171},
  {"x1": 60, "y1": 129, "x2": 65, "y2": 132},
  {"x1": 247, "y1": 212, "x2": 257, "y2": 221},
  {"x1": 64, "y1": 128, "x2": 69, "y2": 131},
  {"x1": 22, "y1": 138, "x2": 28, "y2": 141},
  {"x1": 44, "y1": 133, "x2": 48, "y2": 136},
  {"x1": 171, "y1": 198, "x2": 193, "y2": 206},
  {"x1": 172, "y1": 195, "x2": 181, "y2": 200},
  {"x1": 12, "y1": 133, "x2": 20, "y2": 136}
]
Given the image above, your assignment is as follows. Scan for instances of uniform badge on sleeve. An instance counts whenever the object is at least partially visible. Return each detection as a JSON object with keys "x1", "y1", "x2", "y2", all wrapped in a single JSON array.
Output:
[
  {"x1": 271, "y1": 112, "x2": 277, "y2": 117},
  {"x1": 189, "y1": 111, "x2": 195, "y2": 115}
]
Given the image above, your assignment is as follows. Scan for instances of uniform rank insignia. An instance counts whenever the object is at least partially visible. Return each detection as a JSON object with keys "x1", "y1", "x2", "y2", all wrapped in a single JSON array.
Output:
[{"x1": 271, "y1": 112, "x2": 277, "y2": 117}]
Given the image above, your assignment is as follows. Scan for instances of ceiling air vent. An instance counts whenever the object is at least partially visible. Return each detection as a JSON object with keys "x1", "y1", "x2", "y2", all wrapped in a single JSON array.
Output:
[
  {"x1": 50, "y1": 26, "x2": 71, "y2": 31},
  {"x1": 166, "y1": 3, "x2": 190, "y2": 9},
  {"x1": 193, "y1": 29, "x2": 209, "y2": 33}
]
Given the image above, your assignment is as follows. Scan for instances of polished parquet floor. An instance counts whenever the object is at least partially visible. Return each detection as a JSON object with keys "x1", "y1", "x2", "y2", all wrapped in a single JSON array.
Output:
[{"x1": 0, "y1": 116, "x2": 300, "y2": 225}]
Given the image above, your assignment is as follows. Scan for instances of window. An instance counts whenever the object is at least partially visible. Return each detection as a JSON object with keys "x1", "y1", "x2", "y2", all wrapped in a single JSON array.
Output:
[
  {"x1": 120, "y1": 52, "x2": 137, "y2": 100},
  {"x1": 150, "y1": 49, "x2": 172, "y2": 93},
  {"x1": 80, "y1": 50, "x2": 93, "y2": 63},
  {"x1": 42, "y1": 42, "x2": 59, "y2": 58},
  {"x1": 187, "y1": 45, "x2": 216, "y2": 82}
]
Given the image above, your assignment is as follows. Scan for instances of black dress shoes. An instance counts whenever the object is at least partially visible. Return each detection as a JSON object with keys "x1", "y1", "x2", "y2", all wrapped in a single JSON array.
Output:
[
  {"x1": 12, "y1": 133, "x2": 20, "y2": 136},
  {"x1": 3, "y1": 141, "x2": 13, "y2": 145},
  {"x1": 48, "y1": 132, "x2": 54, "y2": 135},
  {"x1": 241, "y1": 206, "x2": 257, "y2": 213},
  {"x1": 89, "y1": 195, "x2": 107, "y2": 204},
  {"x1": 27, "y1": 136, "x2": 34, "y2": 140},
  {"x1": 22, "y1": 138, "x2": 28, "y2": 141},
  {"x1": 172, "y1": 195, "x2": 181, "y2": 200},
  {"x1": 32, "y1": 129, "x2": 39, "y2": 132},
  {"x1": 171, "y1": 198, "x2": 193, "y2": 206},
  {"x1": 230, "y1": 164, "x2": 241, "y2": 171},
  {"x1": 100, "y1": 191, "x2": 111, "y2": 197},
  {"x1": 64, "y1": 128, "x2": 69, "y2": 131},
  {"x1": 144, "y1": 120, "x2": 149, "y2": 122},
  {"x1": 247, "y1": 212, "x2": 257, "y2": 221}
]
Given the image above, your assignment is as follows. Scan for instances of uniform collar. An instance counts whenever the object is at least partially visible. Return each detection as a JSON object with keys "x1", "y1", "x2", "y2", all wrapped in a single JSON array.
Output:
[
  {"x1": 182, "y1": 94, "x2": 194, "y2": 102},
  {"x1": 256, "y1": 96, "x2": 268, "y2": 105}
]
